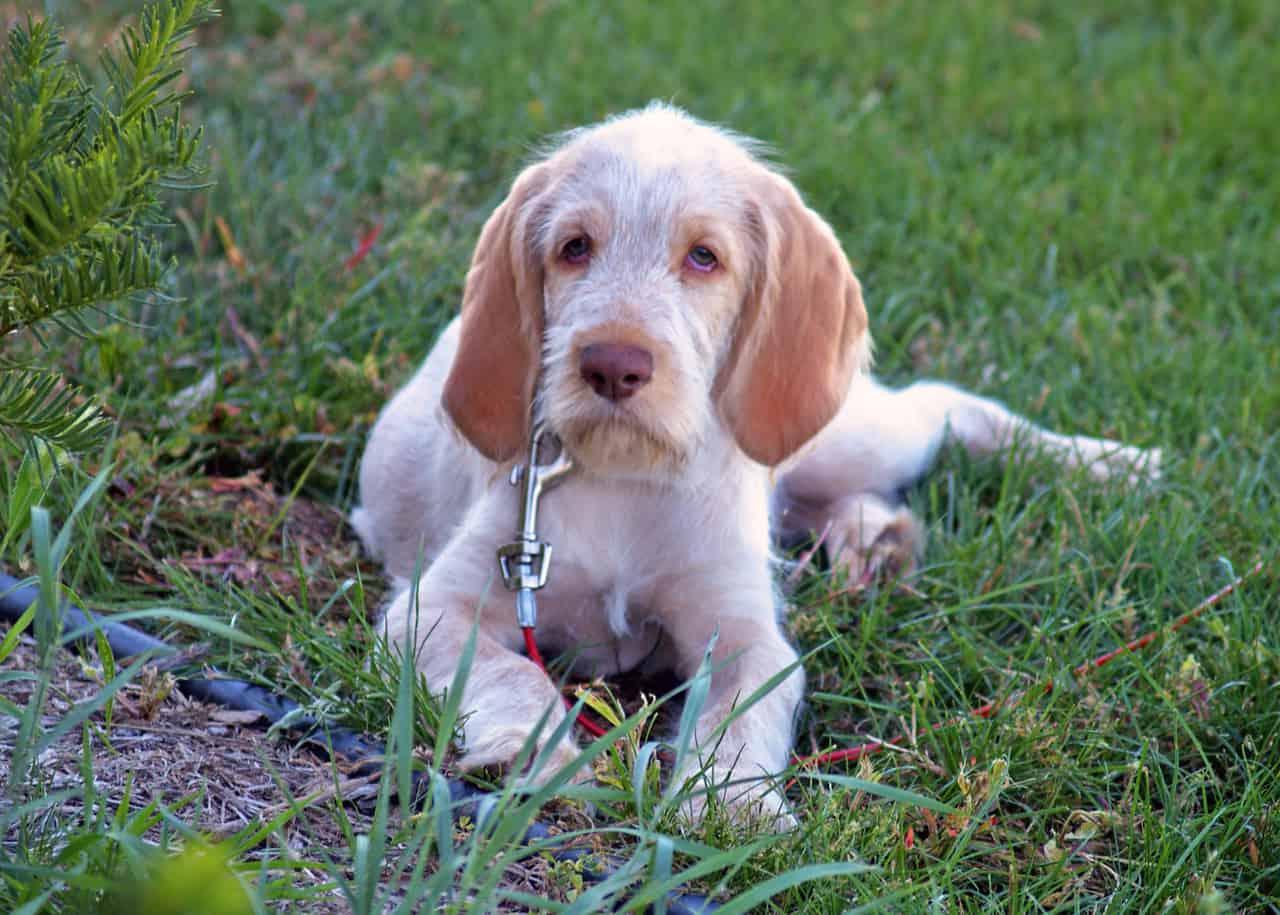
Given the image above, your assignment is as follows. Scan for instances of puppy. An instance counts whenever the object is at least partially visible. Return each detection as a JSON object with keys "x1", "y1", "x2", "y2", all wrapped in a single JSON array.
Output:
[{"x1": 352, "y1": 103, "x2": 1157, "y2": 826}]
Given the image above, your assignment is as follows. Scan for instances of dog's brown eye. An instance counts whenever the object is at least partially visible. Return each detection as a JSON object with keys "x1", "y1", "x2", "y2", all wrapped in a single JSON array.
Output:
[
  {"x1": 561, "y1": 236, "x2": 591, "y2": 264},
  {"x1": 686, "y1": 245, "x2": 717, "y2": 272}
]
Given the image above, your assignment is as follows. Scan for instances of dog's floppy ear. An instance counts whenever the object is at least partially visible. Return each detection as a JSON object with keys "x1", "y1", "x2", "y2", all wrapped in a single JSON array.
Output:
[
  {"x1": 442, "y1": 164, "x2": 550, "y2": 462},
  {"x1": 715, "y1": 171, "x2": 871, "y2": 466}
]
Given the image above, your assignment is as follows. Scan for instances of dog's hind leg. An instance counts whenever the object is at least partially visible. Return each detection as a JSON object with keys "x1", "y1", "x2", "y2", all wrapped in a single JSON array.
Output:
[
  {"x1": 777, "y1": 376, "x2": 1159, "y2": 580},
  {"x1": 885, "y1": 380, "x2": 1161, "y2": 484},
  {"x1": 785, "y1": 376, "x2": 1159, "y2": 507}
]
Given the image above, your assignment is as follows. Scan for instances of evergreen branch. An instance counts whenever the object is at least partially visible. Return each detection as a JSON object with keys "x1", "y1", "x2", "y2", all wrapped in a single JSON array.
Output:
[
  {"x1": 1, "y1": 234, "x2": 166, "y2": 337},
  {"x1": 0, "y1": 107, "x2": 201, "y2": 267},
  {"x1": 0, "y1": 1, "x2": 212, "y2": 325},
  {"x1": 0, "y1": 369, "x2": 111, "y2": 453},
  {"x1": 0, "y1": 17, "x2": 91, "y2": 158},
  {"x1": 104, "y1": 0, "x2": 216, "y2": 126},
  {"x1": 0, "y1": 20, "x2": 94, "y2": 213},
  {"x1": 0, "y1": 0, "x2": 215, "y2": 454}
]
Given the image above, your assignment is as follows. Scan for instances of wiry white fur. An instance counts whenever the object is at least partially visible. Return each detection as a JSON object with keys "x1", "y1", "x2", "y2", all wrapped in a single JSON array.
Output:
[{"x1": 351, "y1": 104, "x2": 1160, "y2": 828}]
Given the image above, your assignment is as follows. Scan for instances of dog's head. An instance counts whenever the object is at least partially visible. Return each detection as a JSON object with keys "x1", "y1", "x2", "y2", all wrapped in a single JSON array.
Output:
[{"x1": 443, "y1": 103, "x2": 871, "y2": 478}]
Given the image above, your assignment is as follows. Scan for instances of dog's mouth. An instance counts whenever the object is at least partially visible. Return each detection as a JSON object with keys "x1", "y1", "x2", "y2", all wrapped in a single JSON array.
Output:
[{"x1": 552, "y1": 410, "x2": 690, "y2": 478}]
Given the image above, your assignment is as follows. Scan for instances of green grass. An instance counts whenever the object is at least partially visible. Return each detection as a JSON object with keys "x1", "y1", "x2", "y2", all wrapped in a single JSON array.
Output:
[{"x1": 3, "y1": 0, "x2": 1279, "y2": 911}]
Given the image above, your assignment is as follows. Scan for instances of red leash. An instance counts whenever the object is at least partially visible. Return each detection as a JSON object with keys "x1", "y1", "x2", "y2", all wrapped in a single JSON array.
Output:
[{"x1": 523, "y1": 625, "x2": 610, "y2": 738}]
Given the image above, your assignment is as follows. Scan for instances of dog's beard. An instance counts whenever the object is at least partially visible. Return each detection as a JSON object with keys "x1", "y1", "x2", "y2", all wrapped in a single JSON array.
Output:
[
  {"x1": 539, "y1": 356, "x2": 708, "y2": 479},
  {"x1": 555, "y1": 413, "x2": 690, "y2": 478}
]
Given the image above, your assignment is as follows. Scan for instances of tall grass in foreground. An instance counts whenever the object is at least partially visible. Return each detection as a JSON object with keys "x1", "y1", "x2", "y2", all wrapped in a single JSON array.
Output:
[
  {"x1": 0, "y1": 468, "x2": 282, "y2": 914},
  {"x1": 3, "y1": 464, "x2": 954, "y2": 912}
]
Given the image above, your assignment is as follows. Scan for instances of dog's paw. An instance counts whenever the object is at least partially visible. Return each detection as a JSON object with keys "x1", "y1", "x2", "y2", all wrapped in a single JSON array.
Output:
[
  {"x1": 458, "y1": 727, "x2": 586, "y2": 787},
  {"x1": 831, "y1": 505, "x2": 924, "y2": 587},
  {"x1": 1082, "y1": 443, "x2": 1162, "y2": 485}
]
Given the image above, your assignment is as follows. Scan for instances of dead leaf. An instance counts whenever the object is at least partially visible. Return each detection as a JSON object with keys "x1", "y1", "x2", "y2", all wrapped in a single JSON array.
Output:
[
  {"x1": 1012, "y1": 19, "x2": 1043, "y2": 43},
  {"x1": 214, "y1": 216, "x2": 248, "y2": 275},
  {"x1": 208, "y1": 471, "x2": 266, "y2": 494},
  {"x1": 223, "y1": 305, "x2": 267, "y2": 371},
  {"x1": 390, "y1": 52, "x2": 413, "y2": 82},
  {"x1": 163, "y1": 369, "x2": 218, "y2": 427},
  {"x1": 209, "y1": 708, "x2": 266, "y2": 725}
]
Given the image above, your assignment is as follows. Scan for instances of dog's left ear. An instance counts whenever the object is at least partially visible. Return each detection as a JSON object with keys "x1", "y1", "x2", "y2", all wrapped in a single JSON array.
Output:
[
  {"x1": 442, "y1": 164, "x2": 550, "y2": 462},
  {"x1": 716, "y1": 171, "x2": 871, "y2": 466}
]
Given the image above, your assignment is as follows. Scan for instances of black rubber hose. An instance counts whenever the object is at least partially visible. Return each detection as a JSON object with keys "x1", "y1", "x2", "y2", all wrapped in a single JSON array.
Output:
[{"x1": 0, "y1": 571, "x2": 718, "y2": 913}]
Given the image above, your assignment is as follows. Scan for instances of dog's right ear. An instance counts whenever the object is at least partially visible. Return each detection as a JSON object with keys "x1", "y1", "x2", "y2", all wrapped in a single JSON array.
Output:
[{"x1": 442, "y1": 164, "x2": 550, "y2": 462}]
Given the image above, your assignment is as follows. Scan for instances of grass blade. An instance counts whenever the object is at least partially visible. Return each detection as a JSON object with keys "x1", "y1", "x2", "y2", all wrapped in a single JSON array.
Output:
[{"x1": 713, "y1": 862, "x2": 878, "y2": 915}]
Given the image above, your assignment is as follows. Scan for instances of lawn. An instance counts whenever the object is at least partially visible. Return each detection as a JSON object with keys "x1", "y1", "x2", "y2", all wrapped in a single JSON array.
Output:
[{"x1": 2, "y1": 0, "x2": 1278, "y2": 911}]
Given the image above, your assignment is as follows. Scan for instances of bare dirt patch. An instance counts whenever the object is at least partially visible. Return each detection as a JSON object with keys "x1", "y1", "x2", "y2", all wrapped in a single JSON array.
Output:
[
  {"x1": 1, "y1": 635, "x2": 604, "y2": 911},
  {"x1": 100, "y1": 466, "x2": 379, "y2": 611},
  {"x1": 0, "y1": 637, "x2": 372, "y2": 909}
]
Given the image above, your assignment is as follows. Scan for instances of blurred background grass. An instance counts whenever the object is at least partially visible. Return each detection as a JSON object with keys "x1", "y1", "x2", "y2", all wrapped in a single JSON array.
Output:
[{"x1": 41, "y1": 1, "x2": 1280, "y2": 520}]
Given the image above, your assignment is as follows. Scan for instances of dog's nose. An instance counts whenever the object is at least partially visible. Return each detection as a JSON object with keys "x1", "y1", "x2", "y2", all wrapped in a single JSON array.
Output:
[{"x1": 579, "y1": 343, "x2": 654, "y2": 401}]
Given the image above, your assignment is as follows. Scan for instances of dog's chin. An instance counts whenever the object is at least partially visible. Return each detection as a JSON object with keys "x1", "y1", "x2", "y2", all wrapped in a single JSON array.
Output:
[{"x1": 553, "y1": 412, "x2": 691, "y2": 480}]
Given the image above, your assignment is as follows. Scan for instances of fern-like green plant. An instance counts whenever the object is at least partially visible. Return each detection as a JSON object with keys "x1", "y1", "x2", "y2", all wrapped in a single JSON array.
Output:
[{"x1": 0, "y1": 0, "x2": 214, "y2": 454}]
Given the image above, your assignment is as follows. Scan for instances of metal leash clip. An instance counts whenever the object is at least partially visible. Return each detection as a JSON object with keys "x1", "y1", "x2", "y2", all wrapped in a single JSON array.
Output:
[{"x1": 497, "y1": 424, "x2": 575, "y2": 628}]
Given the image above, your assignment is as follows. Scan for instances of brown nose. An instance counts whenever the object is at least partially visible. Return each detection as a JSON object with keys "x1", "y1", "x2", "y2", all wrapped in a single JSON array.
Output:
[{"x1": 579, "y1": 343, "x2": 654, "y2": 401}]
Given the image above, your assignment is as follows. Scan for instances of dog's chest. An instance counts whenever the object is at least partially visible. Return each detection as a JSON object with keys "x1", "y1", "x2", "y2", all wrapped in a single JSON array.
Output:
[
  {"x1": 537, "y1": 491, "x2": 671, "y2": 636},
  {"x1": 524, "y1": 482, "x2": 719, "y2": 657},
  {"x1": 532, "y1": 557, "x2": 663, "y2": 677},
  {"x1": 503, "y1": 469, "x2": 771, "y2": 673}
]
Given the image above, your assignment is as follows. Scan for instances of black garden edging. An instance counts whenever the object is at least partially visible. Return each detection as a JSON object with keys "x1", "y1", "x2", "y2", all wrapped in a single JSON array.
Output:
[{"x1": 0, "y1": 571, "x2": 718, "y2": 914}]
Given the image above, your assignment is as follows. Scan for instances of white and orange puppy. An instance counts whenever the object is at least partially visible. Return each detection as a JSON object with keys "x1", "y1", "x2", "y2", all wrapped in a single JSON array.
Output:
[{"x1": 353, "y1": 104, "x2": 1157, "y2": 825}]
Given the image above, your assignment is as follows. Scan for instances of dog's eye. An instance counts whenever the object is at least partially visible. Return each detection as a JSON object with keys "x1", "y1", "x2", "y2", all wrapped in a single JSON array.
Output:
[
  {"x1": 560, "y1": 236, "x2": 591, "y2": 265},
  {"x1": 686, "y1": 245, "x2": 718, "y2": 272}
]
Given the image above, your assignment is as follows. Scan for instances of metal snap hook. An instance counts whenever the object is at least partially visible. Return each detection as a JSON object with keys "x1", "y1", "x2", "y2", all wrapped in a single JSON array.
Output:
[{"x1": 496, "y1": 424, "x2": 575, "y2": 628}]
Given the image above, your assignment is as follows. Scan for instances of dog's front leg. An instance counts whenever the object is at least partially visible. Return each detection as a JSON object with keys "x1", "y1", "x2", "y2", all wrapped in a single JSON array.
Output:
[
  {"x1": 663, "y1": 578, "x2": 803, "y2": 829},
  {"x1": 381, "y1": 580, "x2": 581, "y2": 782}
]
